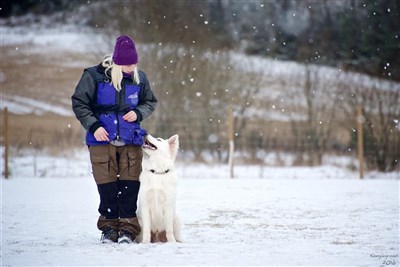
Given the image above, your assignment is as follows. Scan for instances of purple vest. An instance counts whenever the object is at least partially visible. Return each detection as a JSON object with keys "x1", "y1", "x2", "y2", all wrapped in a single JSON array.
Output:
[{"x1": 86, "y1": 81, "x2": 147, "y2": 146}]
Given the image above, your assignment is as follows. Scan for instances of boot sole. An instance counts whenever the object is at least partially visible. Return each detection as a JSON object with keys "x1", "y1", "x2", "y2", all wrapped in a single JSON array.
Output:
[{"x1": 118, "y1": 236, "x2": 133, "y2": 244}]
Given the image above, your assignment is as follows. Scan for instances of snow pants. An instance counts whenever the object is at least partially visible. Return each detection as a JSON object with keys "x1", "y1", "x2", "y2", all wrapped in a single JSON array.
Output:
[{"x1": 88, "y1": 144, "x2": 142, "y2": 236}]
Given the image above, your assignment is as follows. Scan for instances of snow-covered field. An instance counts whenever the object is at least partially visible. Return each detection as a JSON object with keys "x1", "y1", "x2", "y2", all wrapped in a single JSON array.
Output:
[
  {"x1": 1, "y1": 152, "x2": 399, "y2": 266},
  {"x1": 1, "y1": 14, "x2": 399, "y2": 267}
]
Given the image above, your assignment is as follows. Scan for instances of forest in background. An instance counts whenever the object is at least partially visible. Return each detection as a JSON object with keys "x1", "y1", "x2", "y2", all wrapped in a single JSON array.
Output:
[{"x1": 3, "y1": 0, "x2": 399, "y2": 81}]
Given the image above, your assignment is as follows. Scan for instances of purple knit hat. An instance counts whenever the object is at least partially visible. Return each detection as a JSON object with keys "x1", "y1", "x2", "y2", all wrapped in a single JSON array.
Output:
[{"x1": 112, "y1": 35, "x2": 138, "y2": 65}]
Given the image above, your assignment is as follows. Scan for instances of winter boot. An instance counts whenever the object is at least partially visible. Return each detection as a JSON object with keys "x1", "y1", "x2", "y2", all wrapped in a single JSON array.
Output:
[
  {"x1": 100, "y1": 228, "x2": 119, "y2": 243},
  {"x1": 97, "y1": 216, "x2": 119, "y2": 243},
  {"x1": 118, "y1": 217, "x2": 140, "y2": 244},
  {"x1": 118, "y1": 230, "x2": 135, "y2": 244}
]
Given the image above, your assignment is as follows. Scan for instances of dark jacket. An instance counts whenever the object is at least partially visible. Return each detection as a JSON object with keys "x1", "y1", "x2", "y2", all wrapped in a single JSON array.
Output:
[{"x1": 71, "y1": 63, "x2": 157, "y2": 146}]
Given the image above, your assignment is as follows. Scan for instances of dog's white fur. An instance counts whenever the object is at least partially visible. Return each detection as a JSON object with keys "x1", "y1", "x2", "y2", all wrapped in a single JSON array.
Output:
[{"x1": 136, "y1": 134, "x2": 182, "y2": 243}]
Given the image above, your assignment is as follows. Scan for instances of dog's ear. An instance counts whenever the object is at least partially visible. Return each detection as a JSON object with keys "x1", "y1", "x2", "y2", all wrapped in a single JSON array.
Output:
[
  {"x1": 168, "y1": 134, "x2": 179, "y2": 145},
  {"x1": 168, "y1": 134, "x2": 179, "y2": 160}
]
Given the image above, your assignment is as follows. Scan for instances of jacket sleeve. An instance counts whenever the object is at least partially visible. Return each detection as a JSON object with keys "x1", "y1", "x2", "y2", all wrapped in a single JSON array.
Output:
[
  {"x1": 134, "y1": 71, "x2": 158, "y2": 122},
  {"x1": 71, "y1": 70, "x2": 101, "y2": 134}
]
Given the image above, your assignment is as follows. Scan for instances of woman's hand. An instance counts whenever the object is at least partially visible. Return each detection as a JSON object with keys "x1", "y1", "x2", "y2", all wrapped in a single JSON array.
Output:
[
  {"x1": 122, "y1": 111, "x2": 137, "y2": 122},
  {"x1": 94, "y1": 127, "x2": 109, "y2": 142}
]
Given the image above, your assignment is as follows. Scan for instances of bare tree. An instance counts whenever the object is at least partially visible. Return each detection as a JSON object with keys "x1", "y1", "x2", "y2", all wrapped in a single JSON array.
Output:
[
  {"x1": 339, "y1": 73, "x2": 400, "y2": 172},
  {"x1": 287, "y1": 64, "x2": 340, "y2": 166}
]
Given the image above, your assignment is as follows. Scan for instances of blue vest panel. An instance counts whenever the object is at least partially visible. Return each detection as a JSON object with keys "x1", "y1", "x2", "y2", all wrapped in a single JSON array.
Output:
[{"x1": 86, "y1": 81, "x2": 146, "y2": 146}]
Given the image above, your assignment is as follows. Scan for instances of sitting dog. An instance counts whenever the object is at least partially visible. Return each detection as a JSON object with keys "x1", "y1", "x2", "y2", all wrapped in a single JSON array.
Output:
[{"x1": 136, "y1": 134, "x2": 182, "y2": 243}]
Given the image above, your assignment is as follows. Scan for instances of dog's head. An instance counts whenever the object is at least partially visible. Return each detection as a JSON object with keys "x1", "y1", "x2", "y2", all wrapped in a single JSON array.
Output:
[{"x1": 142, "y1": 134, "x2": 179, "y2": 162}]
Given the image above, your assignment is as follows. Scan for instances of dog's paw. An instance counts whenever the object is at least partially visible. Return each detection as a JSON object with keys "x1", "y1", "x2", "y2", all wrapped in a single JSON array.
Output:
[{"x1": 166, "y1": 234, "x2": 176, "y2": 243}]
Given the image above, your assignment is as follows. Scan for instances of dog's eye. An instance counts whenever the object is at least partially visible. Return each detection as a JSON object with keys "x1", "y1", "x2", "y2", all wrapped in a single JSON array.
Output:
[{"x1": 157, "y1": 138, "x2": 162, "y2": 141}]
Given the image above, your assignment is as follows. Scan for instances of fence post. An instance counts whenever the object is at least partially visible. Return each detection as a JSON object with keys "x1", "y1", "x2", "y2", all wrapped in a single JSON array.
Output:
[
  {"x1": 227, "y1": 106, "x2": 234, "y2": 178},
  {"x1": 3, "y1": 107, "x2": 9, "y2": 178},
  {"x1": 357, "y1": 106, "x2": 364, "y2": 179}
]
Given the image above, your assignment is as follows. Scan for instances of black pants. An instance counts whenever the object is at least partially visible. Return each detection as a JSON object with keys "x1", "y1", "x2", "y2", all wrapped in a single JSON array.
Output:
[{"x1": 97, "y1": 180, "x2": 140, "y2": 219}]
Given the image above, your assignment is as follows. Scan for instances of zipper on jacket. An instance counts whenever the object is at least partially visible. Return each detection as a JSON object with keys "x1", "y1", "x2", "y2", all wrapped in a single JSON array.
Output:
[
  {"x1": 116, "y1": 91, "x2": 121, "y2": 141},
  {"x1": 116, "y1": 80, "x2": 124, "y2": 141}
]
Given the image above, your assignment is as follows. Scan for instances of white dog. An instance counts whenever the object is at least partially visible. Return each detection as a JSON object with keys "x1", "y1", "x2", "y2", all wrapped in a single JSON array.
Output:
[{"x1": 136, "y1": 134, "x2": 182, "y2": 243}]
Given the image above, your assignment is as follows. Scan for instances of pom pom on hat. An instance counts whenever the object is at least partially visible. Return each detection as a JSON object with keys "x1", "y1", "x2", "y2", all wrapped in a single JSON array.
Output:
[{"x1": 112, "y1": 35, "x2": 138, "y2": 65}]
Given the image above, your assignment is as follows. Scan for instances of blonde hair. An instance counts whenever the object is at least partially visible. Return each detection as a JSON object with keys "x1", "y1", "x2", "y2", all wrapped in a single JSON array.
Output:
[{"x1": 102, "y1": 54, "x2": 140, "y2": 91}]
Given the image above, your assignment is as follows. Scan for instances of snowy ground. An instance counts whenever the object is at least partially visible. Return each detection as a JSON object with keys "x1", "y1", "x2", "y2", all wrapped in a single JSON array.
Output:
[
  {"x1": 1, "y1": 14, "x2": 399, "y2": 267},
  {"x1": 1, "y1": 152, "x2": 399, "y2": 266}
]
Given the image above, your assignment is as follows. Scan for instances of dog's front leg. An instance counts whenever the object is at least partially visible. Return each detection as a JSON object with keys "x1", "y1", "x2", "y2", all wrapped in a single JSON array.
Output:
[
  {"x1": 165, "y1": 209, "x2": 176, "y2": 243},
  {"x1": 140, "y1": 206, "x2": 151, "y2": 244},
  {"x1": 173, "y1": 215, "x2": 182, "y2": 242}
]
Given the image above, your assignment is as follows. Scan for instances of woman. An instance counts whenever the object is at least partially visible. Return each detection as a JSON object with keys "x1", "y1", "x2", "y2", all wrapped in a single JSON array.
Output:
[{"x1": 72, "y1": 35, "x2": 157, "y2": 244}]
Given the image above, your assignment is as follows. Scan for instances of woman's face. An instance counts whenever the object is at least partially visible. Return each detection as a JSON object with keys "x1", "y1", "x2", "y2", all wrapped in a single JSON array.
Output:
[{"x1": 121, "y1": 64, "x2": 136, "y2": 74}]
